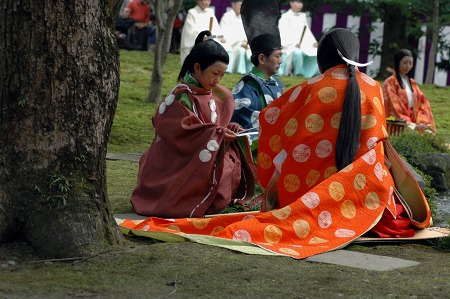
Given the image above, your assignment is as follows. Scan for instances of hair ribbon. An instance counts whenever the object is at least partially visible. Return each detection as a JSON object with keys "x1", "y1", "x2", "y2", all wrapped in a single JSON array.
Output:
[{"x1": 337, "y1": 49, "x2": 373, "y2": 67}]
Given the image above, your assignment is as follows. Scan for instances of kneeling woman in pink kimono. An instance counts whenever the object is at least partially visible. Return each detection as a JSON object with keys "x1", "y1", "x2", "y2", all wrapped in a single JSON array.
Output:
[{"x1": 131, "y1": 31, "x2": 256, "y2": 218}]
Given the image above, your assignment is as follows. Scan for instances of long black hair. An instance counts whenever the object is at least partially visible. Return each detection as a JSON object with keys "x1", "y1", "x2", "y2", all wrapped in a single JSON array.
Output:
[
  {"x1": 394, "y1": 49, "x2": 413, "y2": 89},
  {"x1": 317, "y1": 28, "x2": 362, "y2": 171},
  {"x1": 177, "y1": 30, "x2": 229, "y2": 82}
]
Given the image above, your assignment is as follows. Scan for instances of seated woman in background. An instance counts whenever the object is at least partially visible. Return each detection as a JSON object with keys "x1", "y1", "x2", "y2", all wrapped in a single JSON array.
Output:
[
  {"x1": 382, "y1": 49, "x2": 436, "y2": 134},
  {"x1": 130, "y1": 31, "x2": 256, "y2": 218}
]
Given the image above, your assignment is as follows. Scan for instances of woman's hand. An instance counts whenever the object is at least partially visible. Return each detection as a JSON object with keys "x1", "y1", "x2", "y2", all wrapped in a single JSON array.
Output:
[{"x1": 224, "y1": 128, "x2": 238, "y2": 142}]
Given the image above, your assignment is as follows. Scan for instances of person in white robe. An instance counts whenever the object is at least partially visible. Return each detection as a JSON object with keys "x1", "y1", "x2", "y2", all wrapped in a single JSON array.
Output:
[
  {"x1": 219, "y1": 0, "x2": 251, "y2": 74},
  {"x1": 180, "y1": 0, "x2": 230, "y2": 67},
  {"x1": 278, "y1": 0, "x2": 319, "y2": 78}
]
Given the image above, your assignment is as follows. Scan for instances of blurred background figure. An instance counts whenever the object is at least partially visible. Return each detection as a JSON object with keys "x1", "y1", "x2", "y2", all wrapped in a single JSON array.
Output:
[
  {"x1": 180, "y1": 0, "x2": 229, "y2": 65},
  {"x1": 127, "y1": 0, "x2": 152, "y2": 51},
  {"x1": 220, "y1": 0, "x2": 251, "y2": 74},
  {"x1": 382, "y1": 49, "x2": 436, "y2": 134},
  {"x1": 278, "y1": 0, "x2": 319, "y2": 78},
  {"x1": 115, "y1": 7, "x2": 135, "y2": 50}
]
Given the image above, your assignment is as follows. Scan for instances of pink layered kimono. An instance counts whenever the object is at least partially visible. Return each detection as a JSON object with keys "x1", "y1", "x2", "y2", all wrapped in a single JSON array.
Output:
[{"x1": 131, "y1": 81, "x2": 255, "y2": 218}]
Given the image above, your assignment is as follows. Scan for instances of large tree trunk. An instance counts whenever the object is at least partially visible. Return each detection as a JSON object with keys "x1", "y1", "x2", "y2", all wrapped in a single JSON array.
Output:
[
  {"x1": 0, "y1": 0, "x2": 122, "y2": 257},
  {"x1": 424, "y1": 0, "x2": 440, "y2": 84},
  {"x1": 147, "y1": 0, "x2": 183, "y2": 103},
  {"x1": 376, "y1": 3, "x2": 409, "y2": 80}
]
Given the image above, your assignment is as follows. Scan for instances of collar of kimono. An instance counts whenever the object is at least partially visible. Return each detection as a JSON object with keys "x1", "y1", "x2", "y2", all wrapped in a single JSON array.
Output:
[{"x1": 250, "y1": 67, "x2": 279, "y2": 86}]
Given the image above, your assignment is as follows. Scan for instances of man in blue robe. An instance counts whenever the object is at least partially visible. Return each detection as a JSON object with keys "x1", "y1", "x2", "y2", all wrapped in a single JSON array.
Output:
[{"x1": 231, "y1": 0, "x2": 285, "y2": 152}]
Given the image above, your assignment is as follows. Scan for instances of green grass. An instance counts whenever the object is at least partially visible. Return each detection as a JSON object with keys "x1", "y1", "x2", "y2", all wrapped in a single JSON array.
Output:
[{"x1": 107, "y1": 50, "x2": 450, "y2": 214}]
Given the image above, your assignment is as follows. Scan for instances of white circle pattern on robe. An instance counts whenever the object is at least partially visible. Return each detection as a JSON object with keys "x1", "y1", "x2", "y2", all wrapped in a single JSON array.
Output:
[
  {"x1": 165, "y1": 93, "x2": 175, "y2": 106},
  {"x1": 316, "y1": 140, "x2": 333, "y2": 158},
  {"x1": 207, "y1": 140, "x2": 219, "y2": 151},
  {"x1": 209, "y1": 99, "x2": 217, "y2": 123},
  {"x1": 292, "y1": 144, "x2": 311, "y2": 163},
  {"x1": 235, "y1": 98, "x2": 252, "y2": 110},
  {"x1": 289, "y1": 86, "x2": 302, "y2": 102},
  {"x1": 232, "y1": 81, "x2": 245, "y2": 94},
  {"x1": 199, "y1": 149, "x2": 212, "y2": 162},
  {"x1": 265, "y1": 94, "x2": 274, "y2": 105},
  {"x1": 251, "y1": 111, "x2": 260, "y2": 128},
  {"x1": 159, "y1": 102, "x2": 167, "y2": 114}
]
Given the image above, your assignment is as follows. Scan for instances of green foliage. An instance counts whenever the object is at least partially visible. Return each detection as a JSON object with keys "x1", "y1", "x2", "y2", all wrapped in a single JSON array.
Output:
[
  {"x1": 388, "y1": 133, "x2": 450, "y2": 217},
  {"x1": 435, "y1": 235, "x2": 450, "y2": 251},
  {"x1": 36, "y1": 174, "x2": 70, "y2": 208},
  {"x1": 389, "y1": 133, "x2": 450, "y2": 168}
]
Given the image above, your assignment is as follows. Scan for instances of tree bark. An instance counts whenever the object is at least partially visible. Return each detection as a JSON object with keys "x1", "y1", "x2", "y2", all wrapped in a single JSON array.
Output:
[
  {"x1": 376, "y1": 3, "x2": 409, "y2": 80},
  {"x1": 424, "y1": 0, "x2": 439, "y2": 84},
  {"x1": 147, "y1": 0, "x2": 184, "y2": 103},
  {"x1": 0, "y1": 0, "x2": 122, "y2": 257}
]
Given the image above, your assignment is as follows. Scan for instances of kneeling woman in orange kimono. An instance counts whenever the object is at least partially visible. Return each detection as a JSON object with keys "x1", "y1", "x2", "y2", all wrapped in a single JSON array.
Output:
[
  {"x1": 382, "y1": 49, "x2": 436, "y2": 134},
  {"x1": 131, "y1": 31, "x2": 256, "y2": 218},
  {"x1": 120, "y1": 28, "x2": 430, "y2": 259},
  {"x1": 257, "y1": 28, "x2": 430, "y2": 239}
]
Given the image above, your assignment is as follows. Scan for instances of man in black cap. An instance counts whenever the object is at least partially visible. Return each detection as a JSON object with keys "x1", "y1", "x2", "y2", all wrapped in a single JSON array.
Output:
[{"x1": 231, "y1": 0, "x2": 285, "y2": 152}]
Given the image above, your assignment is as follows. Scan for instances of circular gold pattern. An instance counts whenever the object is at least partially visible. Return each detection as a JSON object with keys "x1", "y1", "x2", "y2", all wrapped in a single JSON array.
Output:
[
  {"x1": 272, "y1": 206, "x2": 292, "y2": 220},
  {"x1": 293, "y1": 219, "x2": 311, "y2": 238},
  {"x1": 284, "y1": 174, "x2": 300, "y2": 193},
  {"x1": 258, "y1": 152, "x2": 272, "y2": 170},
  {"x1": 329, "y1": 181, "x2": 345, "y2": 201},
  {"x1": 341, "y1": 163, "x2": 353, "y2": 172},
  {"x1": 341, "y1": 200, "x2": 357, "y2": 219},
  {"x1": 360, "y1": 90, "x2": 366, "y2": 103},
  {"x1": 210, "y1": 226, "x2": 224, "y2": 234},
  {"x1": 318, "y1": 87, "x2": 338, "y2": 104},
  {"x1": 361, "y1": 114, "x2": 377, "y2": 130},
  {"x1": 365, "y1": 192, "x2": 380, "y2": 210},
  {"x1": 305, "y1": 94, "x2": 313, "y2": 104},
  {"x1": 192, "y1": 218, "x2": 211, "y2": 229},
  {"x1": 306, "y1": 169, "x2": 321, "y2": 187},
  {"x1": 264, "y1": 225, "x2": 283, "y2": 244},
  {"x1": 354, "y1": 173, "x2": 366, "y2": 190},
  {"x1": 269, "y1": 135, "x2": 283, "y2": 153},
  {"x1": 166, "y1": 225, "x2": 181, "y2": 232},
  {"x1": 279, "y1": 248, "x2": 301, "y2": 256},
  {"x1": 331, "y1": 112, "x2": 341, "y2": 129},
  {"x1": 285, "y1": 118, "x2": 298, "y2": 137},
  {"x1": 324, "y1": 166, "x2": 337, "y2": 179},
  {"x1": 373, "y1": 97, "x2": 383, "y2": 115},
  {"x1": 305, "y1": 114, "x2": 324, "y2": 133},
  {"x1": 309, "y1": 237, "x2": 329, "y2": 244}
]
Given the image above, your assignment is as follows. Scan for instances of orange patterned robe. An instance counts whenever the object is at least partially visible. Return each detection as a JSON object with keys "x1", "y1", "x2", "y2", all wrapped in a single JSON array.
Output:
[
  {"x1": 382, "y1": 74, "x2": 436, "y2": 134},
  {"x1": 119, "y1": 66, "x2": 405, "y2": 259}
]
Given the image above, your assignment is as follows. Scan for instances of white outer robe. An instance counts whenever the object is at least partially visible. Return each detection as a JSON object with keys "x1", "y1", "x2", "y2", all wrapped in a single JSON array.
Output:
[
  {"x1": 180, "y1": 5, "x2": 228, "y2": 64},
  {"x1": 278, "y1": 9, "x2": 318, "y2": 75}
]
